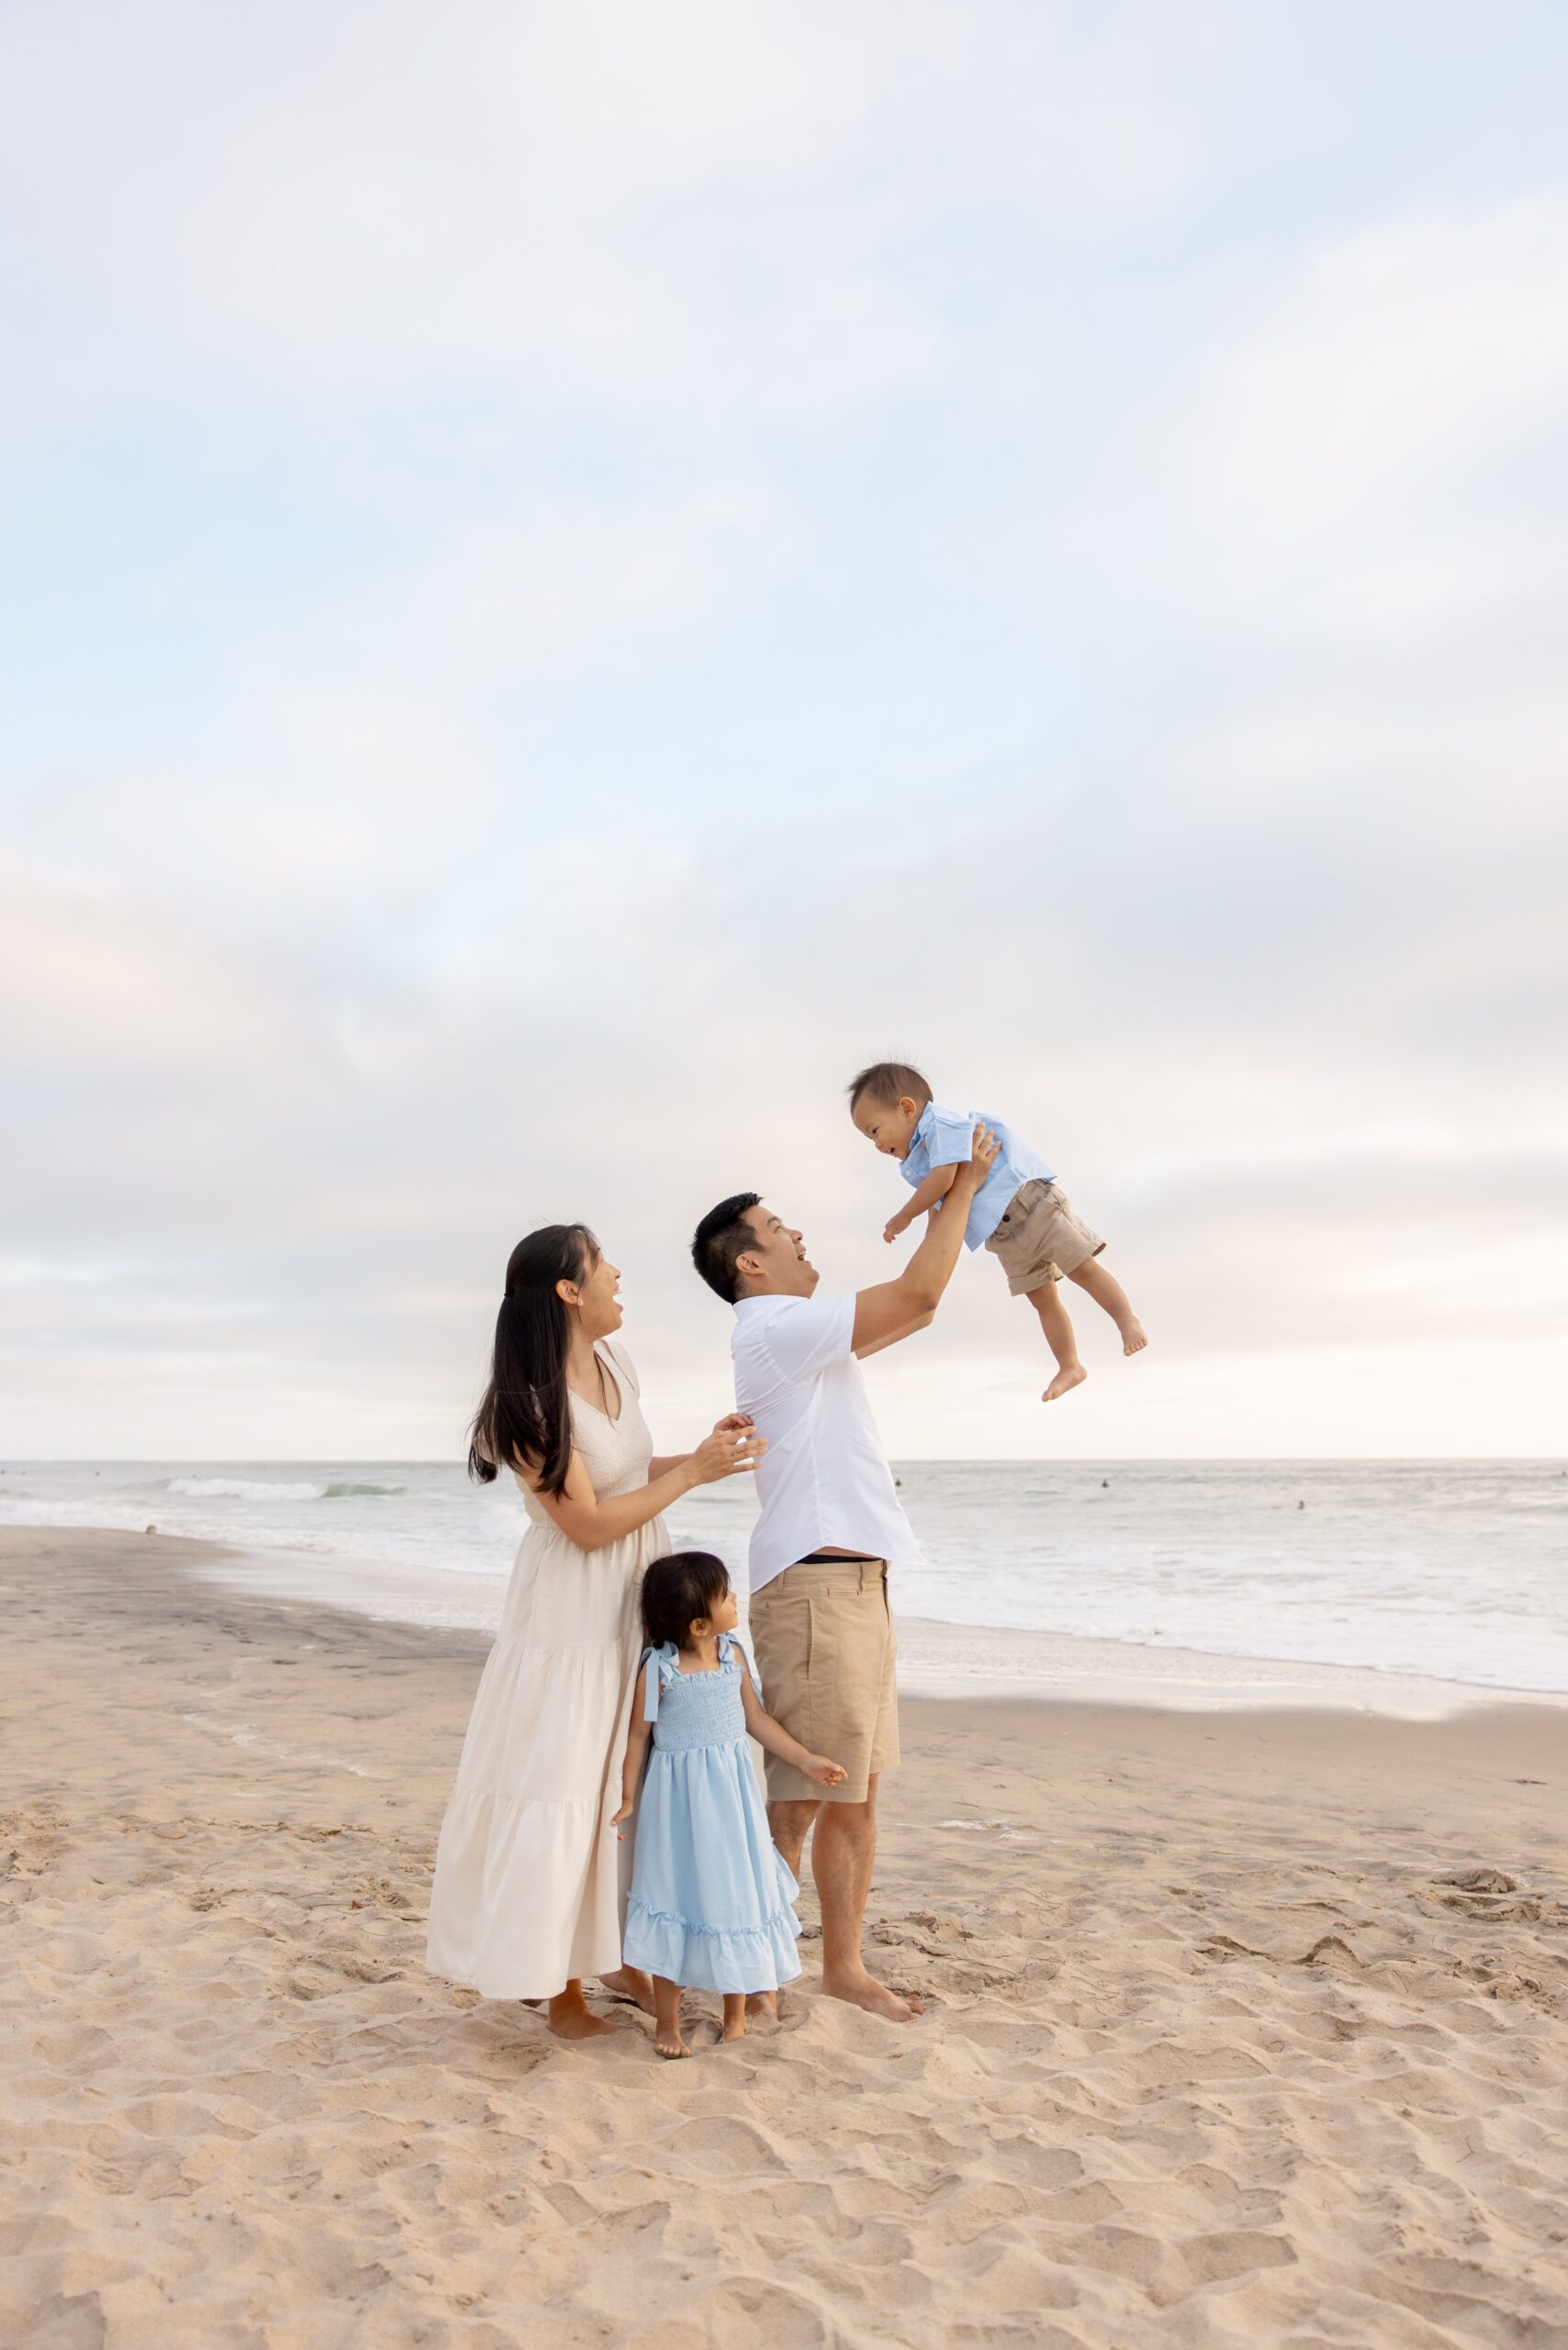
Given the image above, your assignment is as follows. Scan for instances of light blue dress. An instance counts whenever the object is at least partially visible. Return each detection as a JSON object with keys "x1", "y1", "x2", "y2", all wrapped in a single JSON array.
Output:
[{"x1": 622, "y1": 1634, "x2": 803, "y2": 1994}]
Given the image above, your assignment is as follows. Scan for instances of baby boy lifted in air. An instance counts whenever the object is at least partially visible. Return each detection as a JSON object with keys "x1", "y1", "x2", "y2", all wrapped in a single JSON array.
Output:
[{"x1": 848, "y1": 1059, "x2": 1147, "y2": 1403}]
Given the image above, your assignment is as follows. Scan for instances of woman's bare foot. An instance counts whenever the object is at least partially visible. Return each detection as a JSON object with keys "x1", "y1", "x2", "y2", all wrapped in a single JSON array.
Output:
[
  {"x1": 721, "y1": 1995, "x2": 748, "y2": 2043},
  {"x1": 1120, "y1": 1319, "x2": 1148, "y2": 1356},
  {"x1": 546, "y1": 1986, "x2": 621, "y2": 2042},
  {"x1": 1043, "y1": 1362, "x2": 1087, "y2": 1403},
  {"x1": 598, "y1": 1965, "x2": 656, "y2": 2015},
  {"x1": 820, "y1": 1966, "x2": 924, "y2": 2022}
]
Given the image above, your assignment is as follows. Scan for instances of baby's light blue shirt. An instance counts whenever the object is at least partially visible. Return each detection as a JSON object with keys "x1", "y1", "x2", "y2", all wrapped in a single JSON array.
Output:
[{"x1": 901, "y1": 1102, "x2": 1055, "y2": 1249}]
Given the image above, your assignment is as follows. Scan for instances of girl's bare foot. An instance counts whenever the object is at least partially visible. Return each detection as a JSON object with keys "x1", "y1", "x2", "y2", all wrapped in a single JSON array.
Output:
[
  {"x1": 1120, "y1": 1319, "x2": 1148, "y2": 1355},
  {"x1": 598, "y1": 1965, "x2": 656, "y2": 2015},
  {"x1": 1043, "y1": 1362, "x2": 1087, "y2": 1403},
  {"x1": 722, "y1": 1995, "x2": 748, "y2": 2043},
  {"x1": 745, "y1": 1989, "x2": 778, "y2": 2020},
  {"x1": 652, "y1": 1977, "x2": 688, "y2": 2059},
  {"x1": 546, "y1": 1987, "x2": 621, "y2": 2042}
]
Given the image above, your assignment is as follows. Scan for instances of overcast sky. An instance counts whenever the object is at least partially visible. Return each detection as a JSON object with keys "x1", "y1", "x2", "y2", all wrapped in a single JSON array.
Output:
[{"x1": 5, "y1": 1, "x2": 1566, "y2": 1460}]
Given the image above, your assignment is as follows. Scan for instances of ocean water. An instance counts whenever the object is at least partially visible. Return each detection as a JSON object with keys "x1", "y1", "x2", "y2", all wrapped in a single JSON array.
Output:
[{"x1": 4, "y1": 1458, "x2": 1565, "y2": 1701}]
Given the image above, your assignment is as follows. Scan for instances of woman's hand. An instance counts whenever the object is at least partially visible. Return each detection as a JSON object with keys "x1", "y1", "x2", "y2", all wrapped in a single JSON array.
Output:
[
  {"x1": 688, "y1": 1426, "x2": 767, "y2": 1487},
  {"x1": 711, "y1": 1410, "x2": 756, "y2": 1438},
  {"x1": 802, "y1": 1754, "x2": 848, "y2": 1789}
]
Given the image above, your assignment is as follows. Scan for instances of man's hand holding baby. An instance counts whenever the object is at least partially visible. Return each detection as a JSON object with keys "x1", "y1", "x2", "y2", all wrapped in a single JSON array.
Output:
[{"x1": 881, "y1": 1125, "x2": 993, "y2": 1242}]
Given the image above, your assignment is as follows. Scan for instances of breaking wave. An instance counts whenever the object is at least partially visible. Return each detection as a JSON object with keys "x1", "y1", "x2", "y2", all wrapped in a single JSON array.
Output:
[{"x1": 164, "y1": 1477, "x2": 404, "y2": 1503}]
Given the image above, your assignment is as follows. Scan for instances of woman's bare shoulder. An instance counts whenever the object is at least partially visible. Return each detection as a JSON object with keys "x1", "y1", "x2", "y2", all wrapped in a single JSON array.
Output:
[{"x1": 600, "y1": 1338, "x2": 640, "y2": 1393}]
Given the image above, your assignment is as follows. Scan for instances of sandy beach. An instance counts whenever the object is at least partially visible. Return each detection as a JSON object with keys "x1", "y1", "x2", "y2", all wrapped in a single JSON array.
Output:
[{"x1": 6, "y1": 1526, "x2": 1568, "y2": 2349}]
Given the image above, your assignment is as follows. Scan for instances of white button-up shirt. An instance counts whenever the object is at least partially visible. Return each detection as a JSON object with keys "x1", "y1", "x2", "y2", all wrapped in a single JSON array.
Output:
[{"x1": 731, "y1": 1291, "x2": 920, "y2": 1597}]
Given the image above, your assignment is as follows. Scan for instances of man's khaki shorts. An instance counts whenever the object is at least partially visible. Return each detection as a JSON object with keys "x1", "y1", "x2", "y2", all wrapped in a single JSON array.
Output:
[
  {"x1": 984, "y1": 1178, "x2": 1105, "y2": 1295},
  {"x1": 746, "y1": 1559, "x2": 898, "y2": 1805}
]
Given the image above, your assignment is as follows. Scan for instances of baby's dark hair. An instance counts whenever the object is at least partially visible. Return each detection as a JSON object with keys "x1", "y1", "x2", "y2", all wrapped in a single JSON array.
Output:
[
  {"x1": 847, "y1": 1059, "x2": 933, "y2": 1112},
  {"x1": 641, "y1": 1550, "x2": 732, "y2": 1650}
]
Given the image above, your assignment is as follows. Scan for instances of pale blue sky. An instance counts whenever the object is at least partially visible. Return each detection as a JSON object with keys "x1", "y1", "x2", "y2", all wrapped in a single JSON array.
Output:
[{"x1": 4, "y1": 1, "x2": 1566, "y2": 1457}]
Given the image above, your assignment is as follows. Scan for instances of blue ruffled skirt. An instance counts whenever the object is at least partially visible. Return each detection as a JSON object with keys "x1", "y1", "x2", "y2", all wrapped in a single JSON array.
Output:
[{"x1": 623, "y1": 1738, "x2": 802, "y2": 1994}]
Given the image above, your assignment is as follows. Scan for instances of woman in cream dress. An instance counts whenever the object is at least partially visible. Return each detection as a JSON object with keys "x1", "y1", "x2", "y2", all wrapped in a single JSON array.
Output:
[{"x1": 425, "y1": 1223, "x2": 763, "y2": 2041}]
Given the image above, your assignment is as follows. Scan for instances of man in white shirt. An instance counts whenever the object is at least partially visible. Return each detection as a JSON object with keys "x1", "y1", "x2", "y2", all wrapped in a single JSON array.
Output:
[{"x1": 690, "y1": 1124, "x2": 998, "y2": 2022}]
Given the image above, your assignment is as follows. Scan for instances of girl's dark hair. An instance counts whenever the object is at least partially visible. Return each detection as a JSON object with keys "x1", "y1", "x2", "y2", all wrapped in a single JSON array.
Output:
[
  {"x1": 468, "y1": 1224, "x2": 598, "y2": 1495},
  {"x1": 641, "y1": 1551, "x2": 732, "y2": 1650}
]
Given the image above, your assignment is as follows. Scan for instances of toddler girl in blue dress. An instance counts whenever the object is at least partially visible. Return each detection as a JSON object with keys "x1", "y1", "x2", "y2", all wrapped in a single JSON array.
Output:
[{"x1": 611, "y1": 1550, "x2": 846, "y2": 2058}]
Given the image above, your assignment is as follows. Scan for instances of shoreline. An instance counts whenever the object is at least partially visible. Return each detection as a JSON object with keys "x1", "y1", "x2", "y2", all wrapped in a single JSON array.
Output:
[
  {"x1": 98, "y1": 1518, "x2": 1568, "y2": 1721},
  {"x1": 6, "y1": 1454, "x2": 1564, "y2": 1717},
  {"x1": 6, "y1": 1523, "x2": 1568, "y2": 2347}
]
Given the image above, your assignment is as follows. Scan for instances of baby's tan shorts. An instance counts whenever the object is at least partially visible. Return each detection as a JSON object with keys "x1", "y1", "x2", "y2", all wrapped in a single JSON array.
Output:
[{"x1": 984, "y1": 1178, "x2": 1105, "y2": 1294}]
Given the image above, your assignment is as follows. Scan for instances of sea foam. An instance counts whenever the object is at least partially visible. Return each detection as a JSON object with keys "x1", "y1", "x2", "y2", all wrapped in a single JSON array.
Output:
[{"x1": 166, "y1": 1477, "x2": 327, "y2": 1503}]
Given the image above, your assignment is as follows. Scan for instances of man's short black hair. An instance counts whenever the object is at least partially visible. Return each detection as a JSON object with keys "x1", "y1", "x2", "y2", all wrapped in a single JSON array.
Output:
[
  {"x1": 691, "y1": 1192, "x2": 764, "y2": 1304},
  {"x1": 846, "y1": 1059, "x2": 933, "y2": 1112}
]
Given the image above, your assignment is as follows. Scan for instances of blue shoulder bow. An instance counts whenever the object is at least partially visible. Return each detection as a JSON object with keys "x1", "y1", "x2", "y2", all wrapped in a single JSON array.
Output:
[
  {"x1": 717, "y1": 1628, "x2": 756, "y2": 1687},
  {"x1": 641, "y1": 1643, "x2": 680, "y2": 1722}
]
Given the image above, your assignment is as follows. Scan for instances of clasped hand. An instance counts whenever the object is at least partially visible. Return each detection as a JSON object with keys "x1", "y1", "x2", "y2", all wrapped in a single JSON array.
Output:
[{"x1": 689, "y1": 1415, "x2": 766, "y2": 1485}]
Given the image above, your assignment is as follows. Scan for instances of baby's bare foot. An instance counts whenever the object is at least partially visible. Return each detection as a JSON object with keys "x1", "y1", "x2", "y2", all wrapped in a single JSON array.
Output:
[
  {"x1": 1043, "y1": 1363, "x2": 1088, "y2": 1403},
  {"x1": 1121, "y1": 1319, "x2": 1148, "y2": 1356}
]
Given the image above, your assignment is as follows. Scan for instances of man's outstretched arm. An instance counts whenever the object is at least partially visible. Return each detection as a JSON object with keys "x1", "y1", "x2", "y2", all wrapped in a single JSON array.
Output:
[{"x1": 851, "y1": 1125, "x2": 999, "y2": 1358}]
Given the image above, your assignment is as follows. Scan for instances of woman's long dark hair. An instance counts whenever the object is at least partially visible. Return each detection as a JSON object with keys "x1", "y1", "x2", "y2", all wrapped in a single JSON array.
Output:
[{"x1": 468, "y1": 1225, "x2": 598, "y2": 1495}]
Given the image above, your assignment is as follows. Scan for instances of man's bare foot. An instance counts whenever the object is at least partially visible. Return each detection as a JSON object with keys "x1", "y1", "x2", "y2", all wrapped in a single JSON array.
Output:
[
  {"x1": 820, "y1": 1968, "x2": 924, "y2": 2022},
  {"x1": 655, "y1": 2026, "x2": 691, "y2": 2060},
  {"x1": 1120, "y1": 1319, "x2": 1148, "y2": 1356},
  {"x1": 722, "y1": 1996, "x2": 748, "y2": 2043},
  {"x1": 546, "y1": 1996, "x2": 621, "y2": 2042},
  {"x1": 598, "y1": 1965, "x2": 656, "y2": 2015},
  {"x1": 745, "y1": 1989, "x2": 778, "y2": 2020},
  {"x1": 1043, "y1": 1362, "x2": 1088, "y2": 1403}
]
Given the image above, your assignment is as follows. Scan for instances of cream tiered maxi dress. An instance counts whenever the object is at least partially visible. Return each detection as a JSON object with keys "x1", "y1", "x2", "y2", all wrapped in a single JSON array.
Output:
[{"x1": 425, "y1": 1341, "x2": 669, "y2": 2000}]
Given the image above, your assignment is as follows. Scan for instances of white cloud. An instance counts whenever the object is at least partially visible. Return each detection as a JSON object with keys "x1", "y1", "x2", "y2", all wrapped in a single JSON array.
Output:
[
  {"x1": 0, "y1": 0, "x2": 1194, "y2": 431},
  {"x1": 1161, "y1": 192, "x2": 1568, "y2": 632},
  {"x1": 0, "y1": 857, "x2": 293, "y2": 1071},
  {"x1": 4, "y1": 10, "x2": 1567, "y2": 1456},
  {"x1": 304, "y1": 487, "x2": 781, "y2": 692}
]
